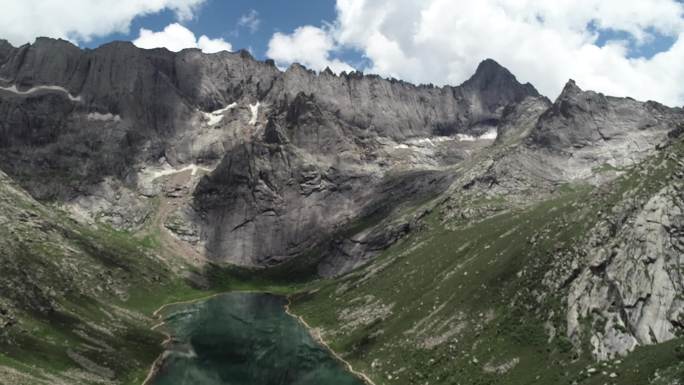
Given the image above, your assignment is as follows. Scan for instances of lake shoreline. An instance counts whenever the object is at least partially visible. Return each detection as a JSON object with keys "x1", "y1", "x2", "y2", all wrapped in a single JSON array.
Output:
[
  {"x1": 141, "y1": 290, "x2": 372, "y2": 385},
  {"x1": 284, "y1": 297, "x2": 377, "y2": 385},
  {"x1": 141, "y1": 292, "x2": 227, "y2": 385}
]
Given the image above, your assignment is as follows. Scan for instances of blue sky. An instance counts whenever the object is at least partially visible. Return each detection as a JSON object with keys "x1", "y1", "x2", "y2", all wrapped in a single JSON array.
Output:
[
  {"x1": 81, "y1": 0, "x2": 679, "y2": 61},
  {"x1": 84, "y1": 0, "x2": 364, "y2": 66},
  {"x1": 87, "y1": 1, "x2": 333, "y2": 54},
  {"x1": 590, "y1": 23, "x2": 678, "y2": 59}
]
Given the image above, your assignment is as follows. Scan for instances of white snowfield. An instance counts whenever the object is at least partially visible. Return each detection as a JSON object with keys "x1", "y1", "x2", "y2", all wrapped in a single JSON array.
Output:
[
  {"x1": 0, "y1": 84, "x2": 82, "y2": 102},
  {"x1": 249, "y1": 102, "x2": 260, "y2": 125},
  {"x1": 140, "y1": 163, "x2": 214, "y2": 184},
  {"x1": 479, "y1": 129, "x2": 498, "y2": 140},
  {"x1": 86, "y1": 112, "x2": 121, "y2": 122},
  {"x1": 406, "y1": 136, "x2": 455, "y2": 146},
  {"x1": 394, "y1": 129, "x2": 498, "y2": 149},
  {"x1": 199, "y1": 101, "x2": 260, "y2": 127},
  {"x1": 202, "y1": 103, "x2": 237, "y2": 126},
  {"x1": 456, "y1": 128, "x2": 498, "y2": 142}
]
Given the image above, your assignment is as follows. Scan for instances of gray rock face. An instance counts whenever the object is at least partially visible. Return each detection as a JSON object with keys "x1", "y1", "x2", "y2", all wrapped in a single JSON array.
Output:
[
  {"x1": 445, "y1": 80, "x2": 684, "y2": 361},
  {"x1": 0, "y1": 37, "x2": 538, "y2": 273},
  {"x1": 193, "y1": 140, "x2": 455, "y2": 268},
  {"x1": 1, "y1": 34, "x2": 684, "y2": 375},
  {"x1": 193, "y1": 142, "x2": 374, "y2": 266},
  {"x1": 567, "y1": 177, "x2": 684, "y2": 360},
  {"x1": 530, "y1": 80, "x2": 682, "y2": 172},
  {"x1": 495, "y1": 96, "x2": 552, "y2": 144},
  {"x1": 0, "y1": 37, "x2": 682, "y2": 297},
  {"x1": 466, "y1": 80, "x2": 684, "y2": 197}
]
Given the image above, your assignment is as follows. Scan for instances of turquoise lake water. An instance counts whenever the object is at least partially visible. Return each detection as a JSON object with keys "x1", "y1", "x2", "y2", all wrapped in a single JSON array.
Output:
[{"x1": 150, "y1": 292, "x2": 366, "y2": 385}]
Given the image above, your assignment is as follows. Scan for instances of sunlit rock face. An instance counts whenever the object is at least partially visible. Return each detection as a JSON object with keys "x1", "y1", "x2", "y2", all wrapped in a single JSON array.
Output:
[
  {"x1": 567, "y1": 180, "x2": 684, "y2": 360},
  {"x1": 1, "y1": 33, "x2": 683, "y2": 373},
  {"x1": 0, "y1": 37, "x2": 539, "y2": 271}
]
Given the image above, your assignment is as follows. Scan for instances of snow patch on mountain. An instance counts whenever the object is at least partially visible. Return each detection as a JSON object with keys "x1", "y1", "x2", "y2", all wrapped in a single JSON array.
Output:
[
  {"x1": 456, "y1": 129, "x2": 498, "y2": 142},
  {"x1": 202, "y1": 103, "x2": 237, "y2": 126},
  {"x1": 0, "y1": 84, "x2": 81, "y2": 102},
  {"x1": 86, "y1": 112, "x2": 121, "y2": 122},
  {"x1": 141, "y1": 163, "x2": 214, "y2": 182},
  {"x1": 394, "y1": 129, "x2": 498, "y2": 149},
  {"x1": 249, "y1": 102, "x2": 260, "y2": 125}
]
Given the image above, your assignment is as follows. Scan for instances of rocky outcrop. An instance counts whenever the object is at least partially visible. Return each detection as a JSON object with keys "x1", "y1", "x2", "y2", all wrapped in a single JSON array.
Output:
[
  {"x1": 0, "y1": 37, "x2": 541, "y2": 273},
  {"x1": 0, "y1": 38, "x2": 538, "y2": 164},
  {"x1": 439, "y1": 79, "x2": 684, "y2": 362},
  {"x1": 193, "y1": 142, "x2": 375, "y2": 266},
  {"x1": 460, "y1": 80, "x2": 684, "y2": 198},
  {"x1": 567, "y1": 174, "x2": 684, "y2": 359},
  {"x1": 1, "y1": 33, "x2": 684, "y2": 385},
  {"x1": 459, "y1": 59, "x2": 540, "y2": 129},
  {"x1": 531, "y1": 80, "x2": 682, "y2": 171},
  {"x1": 1, "y1": 37, "x2": 681, "y2": 282},
  {"x1": 193, "y1": 140, "x2": 454, "y2": 269}
]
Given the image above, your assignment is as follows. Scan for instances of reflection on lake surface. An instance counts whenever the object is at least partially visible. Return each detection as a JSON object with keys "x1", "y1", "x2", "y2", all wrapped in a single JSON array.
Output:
[{"x1": 150, "y1": 292, "x2": 366, "y2": 385}]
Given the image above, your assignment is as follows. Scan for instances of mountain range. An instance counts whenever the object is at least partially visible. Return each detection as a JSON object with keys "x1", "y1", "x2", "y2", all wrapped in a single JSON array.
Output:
[{"x1": 0, "y1": 37, "x2": 682, "y2": 385}]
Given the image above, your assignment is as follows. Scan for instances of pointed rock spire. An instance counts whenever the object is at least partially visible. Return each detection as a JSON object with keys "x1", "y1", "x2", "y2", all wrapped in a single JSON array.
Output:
[
  {"x1": 473, "y1": 58, "x2": 512, "y2": 79},
  {"x1": 558, "y1": 79, "x2": 583, "y2": 98},
  {"x1": 462, "y1": 58, "x2": 539, "y2": 96},
  {"x1": 460, "y1": 58, "x2": 540, "y2": 112}
]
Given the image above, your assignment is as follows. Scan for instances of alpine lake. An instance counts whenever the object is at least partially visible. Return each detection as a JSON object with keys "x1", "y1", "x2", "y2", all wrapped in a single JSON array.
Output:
[{"x1": 149, "y1": 292, "x2": 366, "y2": 385}]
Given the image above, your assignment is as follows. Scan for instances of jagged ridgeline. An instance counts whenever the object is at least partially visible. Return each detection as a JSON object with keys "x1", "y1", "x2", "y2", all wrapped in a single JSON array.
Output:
[{"x1": 0, "y1": 37, "x2": 682, "y2": 384}]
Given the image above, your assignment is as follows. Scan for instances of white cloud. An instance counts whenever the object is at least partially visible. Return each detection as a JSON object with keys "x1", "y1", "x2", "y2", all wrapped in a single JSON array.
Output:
[
  {"x1": 266, "y1": 26, "x2": 354, "y2": 74},
  {"x1": 237, "y1": 9, "x2": 261, "y2": 34},
  {"x1": 196, "y1": 35, "x2": 233, "y2": 53},
  {"x1": 331, "y1": 0, "x2": 684, "y2": 105},
  {"x1": 0, "y1": 0, "x2": 206, "y2": 46},
  {"x1": 133, "y1": 23, "x2": 231, "y2": 53},
  {"x1": 323, "y1": 0, "x2": 684, "y2": 106}
]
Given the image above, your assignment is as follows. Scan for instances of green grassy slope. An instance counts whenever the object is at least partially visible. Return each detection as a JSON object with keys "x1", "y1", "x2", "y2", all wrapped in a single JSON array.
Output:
[
  {"x1": 1, "y1": 135, "x2": 682, "y2": 384},
  {"x1": 0, "y1": 170, "x2": 307, "y2": 385},
  {"x1": 0, "y1": 170, "x2": 190, "y2": 384},
  {"x1": 291, "y1": 138, "x2": 684, "y2": 385}
]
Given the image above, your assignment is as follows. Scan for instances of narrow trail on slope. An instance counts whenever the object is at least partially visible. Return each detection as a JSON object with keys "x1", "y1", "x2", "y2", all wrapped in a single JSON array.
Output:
[
  {"x1": 140, "y1": 165, "x2": 375, "y2": 385},
  {"x1": 284, "y1": 299, "x2": 377, "y2": 385},
  {"x1": 143, "y1": 168, "x2": 207, "y2": 268},
  {"x1": 140, "y1": 168, "x2": 210, "y2": 385}
]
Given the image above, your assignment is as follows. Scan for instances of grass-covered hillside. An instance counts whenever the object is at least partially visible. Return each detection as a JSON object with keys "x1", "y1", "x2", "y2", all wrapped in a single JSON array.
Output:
[
  {"x1": 0, "y1": 169, "x2": 305, "y2": 385},
  {"x1": 1, "y1": 133, "x2": 682, "y2": 385},
  {"x1": 0, "y1": 168, "x2": 193, "y2": 384},
  {"x1": 291, "y1": 137, "x2": 684, "y2": 385}
]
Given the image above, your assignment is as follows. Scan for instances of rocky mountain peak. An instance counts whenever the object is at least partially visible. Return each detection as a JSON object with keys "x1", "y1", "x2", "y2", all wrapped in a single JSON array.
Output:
[
  {"x1": 32, "y1": 36, "x2": 77, "y2": 49},
  {"x1": 236, "y1": 48, "x2": 254, "y2": 60},
  {"x1": 285, "y1": 62, "x2": 315, "y2": 75},
  {"x1": 0, "y1": 38, "x2": 14, "y2": 57},
  {"x1": 472, "y1": 58, "x2": 513, "y2": 80},
  {"x1": 531, "y1": 75, "x2": 680, "y2": 157},
  {"x1": 321, "y1": 66, "x2": 334, "y2": 76},
  {"x1": 463, "y1": 58, "x2": 538, "y2": 95},
  {"x1": 457, "y1": 58, "x2": 540, "y2": 120},
  {"x1": 557, "y1": 78, "x2": 584, "y2": 100},
  {"x1": 97, "y1": 39, "x2": 141, "y2": 51}
]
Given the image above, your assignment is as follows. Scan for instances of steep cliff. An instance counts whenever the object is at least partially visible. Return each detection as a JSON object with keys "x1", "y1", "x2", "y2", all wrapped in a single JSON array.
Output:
[
  {"x1": 0, "y1": 37, "x2": 683, "y2": 385},
  {"x1": 0, "y1": 38, "x2": 539, "y2": 272}
]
